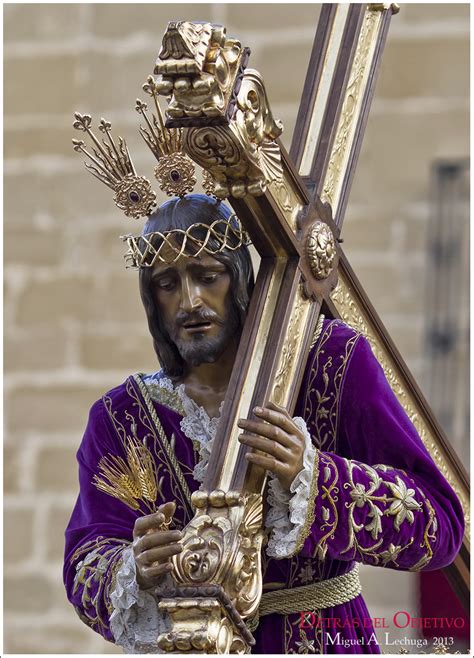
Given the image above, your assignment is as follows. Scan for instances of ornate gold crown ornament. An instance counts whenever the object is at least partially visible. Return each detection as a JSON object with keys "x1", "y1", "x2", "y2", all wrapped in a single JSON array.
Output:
[
  {"x1": 72, "y1": 113, "x2": 157, "y2": 219},
  {"x1": 136, "y1": 76, "x2": 199, "y2": 198},
  {"x1": 72, "y1": 101, "x2": 249, "y2": 268},
  {"x1": 72, "y1": 81, "x2": 254, "y2": 268},
  {"x1": 72, "y1": 88, "x2": 210, "y2": 218}
]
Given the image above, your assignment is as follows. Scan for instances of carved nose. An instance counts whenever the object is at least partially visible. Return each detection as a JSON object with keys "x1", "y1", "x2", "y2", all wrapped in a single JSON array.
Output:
[{"x1": 180, "y1": 278, "x2": 202, "y2": 313}]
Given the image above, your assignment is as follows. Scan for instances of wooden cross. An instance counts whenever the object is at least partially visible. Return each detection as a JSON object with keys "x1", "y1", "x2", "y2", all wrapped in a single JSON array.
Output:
[
  {"x1": 151, "y1": 6, "x2": 469, "y2": 652},
  {"x1": 289, "y1": 4, "x2": 470, "y2": 611}
]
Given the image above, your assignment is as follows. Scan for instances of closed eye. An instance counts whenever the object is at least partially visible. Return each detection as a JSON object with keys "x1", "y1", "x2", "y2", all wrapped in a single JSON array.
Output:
[
  {"x1": 155, "y1": 277, "x2": 176, "y2": 291},
  {"x1": 200, "y1": 273, "x2": 219, "y2": 284}
]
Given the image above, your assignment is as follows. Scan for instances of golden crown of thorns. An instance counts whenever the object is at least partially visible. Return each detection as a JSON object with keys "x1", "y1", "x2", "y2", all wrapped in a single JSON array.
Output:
[{"x1": 122, "y1": 218, "x2": 250, "y2": 269}]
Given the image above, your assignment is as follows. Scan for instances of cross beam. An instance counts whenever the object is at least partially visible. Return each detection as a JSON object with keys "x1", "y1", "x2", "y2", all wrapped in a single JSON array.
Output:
[{"x1": 149, "y1": 7, "x2": 468, "y2": 652}]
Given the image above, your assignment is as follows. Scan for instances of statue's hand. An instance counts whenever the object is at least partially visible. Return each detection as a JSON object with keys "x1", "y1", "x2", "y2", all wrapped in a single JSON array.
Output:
[
  {"x1": 132, "y1": 501, "x2": 183, "y2": 590},
  {"x1": 237, "y1": 401, "x2": 306, "y2": 493}
]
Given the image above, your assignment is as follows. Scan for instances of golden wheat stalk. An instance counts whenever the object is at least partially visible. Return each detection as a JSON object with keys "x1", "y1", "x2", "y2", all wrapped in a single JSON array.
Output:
[
  {"x1": 93, "y1": 478, "x2": 140, "y2": 510},
  {"x1": 93, "y1": 454, "x2": 142, "y2": 510},
  {"x1": 92, "y1": 438, "x2": 159, "y2": 512},
  {"x1": 127, "y1": 440, "x2": 158, "y2": 503}
]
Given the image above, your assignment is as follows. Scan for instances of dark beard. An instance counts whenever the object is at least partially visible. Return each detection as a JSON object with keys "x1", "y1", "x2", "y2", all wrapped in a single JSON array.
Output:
[{"x1": 168, "y1": 303, "x2": 240, "y2": 368}]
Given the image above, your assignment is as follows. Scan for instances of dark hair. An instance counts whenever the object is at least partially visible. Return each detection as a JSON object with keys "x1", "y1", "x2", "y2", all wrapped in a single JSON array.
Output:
[{"x1": 139, "y1": 194, "x2": 254, "y2": 377}]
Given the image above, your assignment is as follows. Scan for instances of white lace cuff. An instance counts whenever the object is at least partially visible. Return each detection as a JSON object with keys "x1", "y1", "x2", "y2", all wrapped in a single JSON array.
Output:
[
  {"x1": 265, "y1": 417, "x2": 318, "y2": 559},
  {"x1": 109, "y1": 545, "x2": 170, "y2": 653}
]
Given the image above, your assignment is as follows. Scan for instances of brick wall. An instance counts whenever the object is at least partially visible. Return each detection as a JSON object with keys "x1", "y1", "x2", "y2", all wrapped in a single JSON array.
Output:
[{"x1": 4, "y1": 4, "x2": 469, "y2": 653}]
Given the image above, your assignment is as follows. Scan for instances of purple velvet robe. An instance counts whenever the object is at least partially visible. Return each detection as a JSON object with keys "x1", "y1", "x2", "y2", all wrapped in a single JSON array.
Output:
[{"x1": 64, "y1": 319, "x2": 464, "y2": 653}]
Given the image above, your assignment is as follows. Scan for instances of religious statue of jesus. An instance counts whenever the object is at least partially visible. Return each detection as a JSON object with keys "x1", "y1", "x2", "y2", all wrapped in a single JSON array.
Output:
[
  {"x1": 64, "y1": 15, "x2": 464, "y2": 655},
  {"x1": 64, "y1": 193, "x2": 463, "y2": 653}
]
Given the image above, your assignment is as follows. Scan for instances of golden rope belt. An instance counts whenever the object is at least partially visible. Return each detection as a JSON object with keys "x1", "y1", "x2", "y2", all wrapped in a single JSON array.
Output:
[{"x1": 258, "y1": 563, "x2": 361, "y2": 617}]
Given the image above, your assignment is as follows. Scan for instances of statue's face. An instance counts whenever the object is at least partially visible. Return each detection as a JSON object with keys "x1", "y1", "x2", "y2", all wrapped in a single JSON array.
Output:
[{"x1": 152, "y1": 252, "x2": 240, "y2": 368}]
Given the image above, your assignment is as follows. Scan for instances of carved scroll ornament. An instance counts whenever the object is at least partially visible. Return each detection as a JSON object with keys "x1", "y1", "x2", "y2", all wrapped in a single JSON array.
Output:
[
  {"x1": 157, "y1": 490, "x2": 264, "y2": 653},
  {"x1": 183, "y1": 70, "x2": 284, "y2": 198}
]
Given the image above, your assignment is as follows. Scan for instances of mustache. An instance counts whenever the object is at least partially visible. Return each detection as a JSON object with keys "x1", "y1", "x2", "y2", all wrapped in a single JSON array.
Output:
[{"x1": 175, "y1": 308, "x2": 225, "y2": 327}]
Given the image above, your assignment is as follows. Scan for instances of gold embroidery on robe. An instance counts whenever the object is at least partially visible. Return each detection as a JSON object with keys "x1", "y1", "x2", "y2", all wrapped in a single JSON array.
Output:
[
  {"x1": 304, "y1": 321, "x2": 361, "y2": 453},
  {"x1": 70, "y1": 536, "x2": 130, "y2": 630}
]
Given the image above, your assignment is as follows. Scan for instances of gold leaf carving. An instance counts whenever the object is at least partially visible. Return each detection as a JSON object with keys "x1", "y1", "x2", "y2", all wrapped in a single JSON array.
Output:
[
  {"x1": 322, "y1": 8, "x2": 380, "y2": 211},
  {"x1": 158, "y1": 21, "x2": 211, "y2": 64},
  {"x1": 158, "y1": 491, "x2": 264, "y2": 652},
  {"x1": 306, "y1": 221, "x2": 337, "y2": 280},
  {"x1": 184, "y1": 70, "x2": 283, "y2": 198},
  {"x1": 172, "y1": 491, "x2": 264, "y2": 616},
  {"x1": 155, "y1": 22, "x2": 242, "y2": 119},
  {"x1": 272, "y1": 285, "x2": 311, "y2": 407},
  {"x1": 268, "y1": 177, "x2": 300, "y2": 232}
]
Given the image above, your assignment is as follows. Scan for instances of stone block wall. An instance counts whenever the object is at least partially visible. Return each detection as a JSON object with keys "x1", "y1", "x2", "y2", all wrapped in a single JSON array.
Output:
[{"x1": 4, "y1": 4, "x2": 469, "y2": 653}]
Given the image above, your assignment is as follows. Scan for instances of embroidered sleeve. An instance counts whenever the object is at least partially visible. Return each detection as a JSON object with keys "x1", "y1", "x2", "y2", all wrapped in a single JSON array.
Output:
[
  {"x1": 301, "y1": 453, "x2": 443, "y2": 570},
  {"x1": 297, "y1": 330, "x2": 464, "y2": 571},
  {"x1": 64, "y1": 396, "x2": 158, "y2": 644},
  {"x1": 265, "y1": 417, "x2": 319, "y2": 559},
  {"x1": 69, "y1": 537, "x2": 131, "y2": 640}
]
